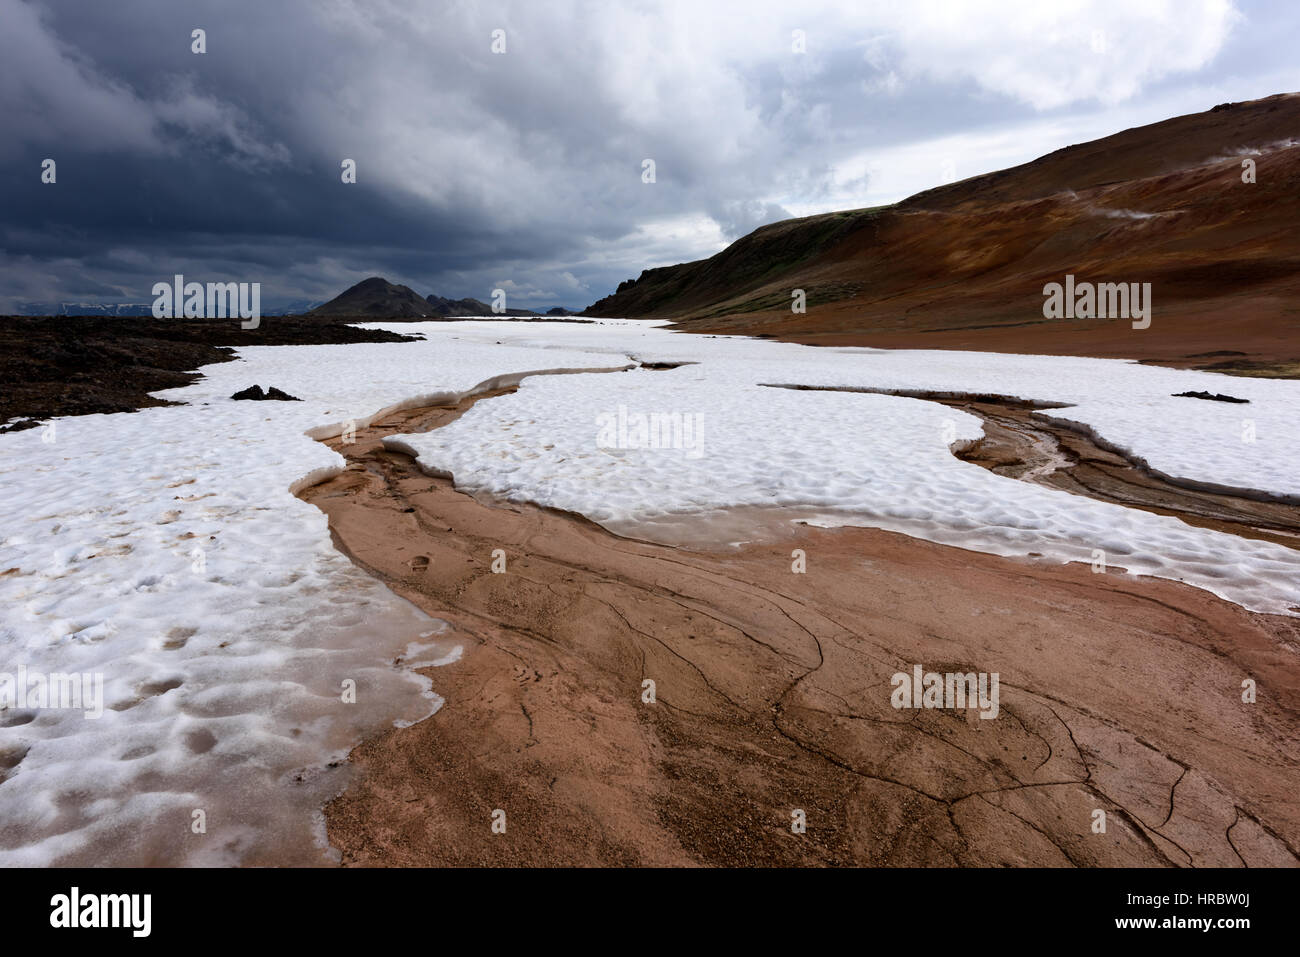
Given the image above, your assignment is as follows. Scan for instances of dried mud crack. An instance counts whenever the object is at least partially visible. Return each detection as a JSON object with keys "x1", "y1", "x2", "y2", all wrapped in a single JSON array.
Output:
[{"x1": 298, "y1": 381, "x2": 1300, "y2": 867}]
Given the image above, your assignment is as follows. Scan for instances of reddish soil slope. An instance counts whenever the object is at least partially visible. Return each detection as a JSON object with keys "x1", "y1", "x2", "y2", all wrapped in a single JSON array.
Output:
[{"x1": 584, "y1": 94, "x2": 1300, "y2": 375}]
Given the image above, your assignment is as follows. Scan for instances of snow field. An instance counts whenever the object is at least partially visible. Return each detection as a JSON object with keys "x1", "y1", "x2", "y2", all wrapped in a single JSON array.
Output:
[{"x1": 0, "y1": 336, "x2": 627, "y2": 865}]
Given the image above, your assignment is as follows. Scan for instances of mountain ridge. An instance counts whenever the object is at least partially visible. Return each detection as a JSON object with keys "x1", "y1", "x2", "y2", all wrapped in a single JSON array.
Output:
[
  {"x1": 582, "y1": 92, "x2": 1300, "y2": 375},
  {"x1": 309, "y1": 277, "x2": 546, "y2": 318}
]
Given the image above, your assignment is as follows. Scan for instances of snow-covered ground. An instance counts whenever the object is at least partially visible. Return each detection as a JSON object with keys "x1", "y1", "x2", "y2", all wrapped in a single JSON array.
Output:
[
  {"x1": 382, "y1": 320, "x2": 1300, "y2": 617},
  {"x1": 0, "y1": 336, "x2": 628, "y2": 866},
  {"x1": 2, "y1": 317, "x2": 1298, "y2": 865}
]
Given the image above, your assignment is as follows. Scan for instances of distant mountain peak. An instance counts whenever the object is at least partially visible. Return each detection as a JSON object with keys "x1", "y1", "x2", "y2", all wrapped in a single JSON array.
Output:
[
  {"x1": 306, "y1": 277, "x2": 550, "y2": 318},
  {"x1": 308, "y1": 277, "x2": 430, "y2": 318}
]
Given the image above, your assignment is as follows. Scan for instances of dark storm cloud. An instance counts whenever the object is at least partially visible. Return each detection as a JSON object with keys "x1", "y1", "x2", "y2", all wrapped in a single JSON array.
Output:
[{"x1": 0, "y1": 0, "x2": 1286, "y2": 312}]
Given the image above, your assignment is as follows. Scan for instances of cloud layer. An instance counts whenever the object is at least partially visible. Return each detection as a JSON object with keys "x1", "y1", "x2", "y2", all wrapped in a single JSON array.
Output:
[{"x1": 2, "y1": 0, "x2": 1291, "y2": 312}]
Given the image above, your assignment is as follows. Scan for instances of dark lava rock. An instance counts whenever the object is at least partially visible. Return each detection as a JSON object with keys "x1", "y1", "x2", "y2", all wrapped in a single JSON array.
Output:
[
  {"x1": 0, "y1": 418, "x2": 42, "y2": 434},
  {"x1": 231, "y1": 385, "x2": 301, "y2": 401},
  {"x1": 0, "y1": 315, "x2": 412, "y2": 424},
  {"x1": 1172, "y1": 390, "x2": 1249, "y2": 403}
]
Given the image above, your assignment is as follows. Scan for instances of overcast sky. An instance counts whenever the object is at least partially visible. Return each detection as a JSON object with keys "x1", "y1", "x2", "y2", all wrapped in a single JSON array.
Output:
[{"x1": 2, "y1": 0, "x2": 1297, "y2": 312}]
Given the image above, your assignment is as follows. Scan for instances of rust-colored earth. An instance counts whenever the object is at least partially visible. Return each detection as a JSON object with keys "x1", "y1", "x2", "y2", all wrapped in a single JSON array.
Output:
[
  {"x1": 585, "y1": 94, "x2": 1300, "y2": 378},
  {"x1": 300, "y1": 387, "x2": 1300, "y2": 867}
]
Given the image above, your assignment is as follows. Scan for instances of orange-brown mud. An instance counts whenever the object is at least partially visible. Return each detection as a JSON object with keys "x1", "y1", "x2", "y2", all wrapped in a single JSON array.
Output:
[{"x1": 300, "y1": 387, "x2": 1300, "y2": 867}]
